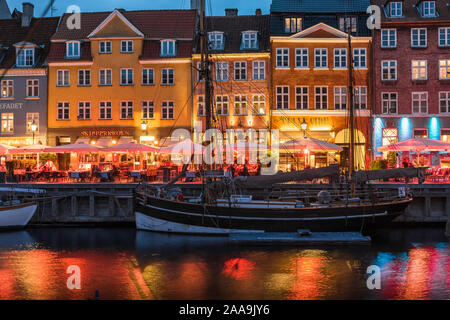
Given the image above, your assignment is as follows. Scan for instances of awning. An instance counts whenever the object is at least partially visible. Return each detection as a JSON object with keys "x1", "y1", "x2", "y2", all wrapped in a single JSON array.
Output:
[
  {"x1": 75, "y1": 137, "x2": 90, "y2": 144},
  {"x1": 118, "y1": 136, "x2": 134, "y2": 145}
]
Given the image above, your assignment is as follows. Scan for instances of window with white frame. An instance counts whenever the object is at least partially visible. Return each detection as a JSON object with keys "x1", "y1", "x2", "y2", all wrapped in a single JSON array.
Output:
[
  {"x1": 234, "y1": 95, "x2": 247, "y2": 115},
  {"x1": 216, "y1": 95, "x2": 229, "y2": 115},
  {"x1": 78, "y1": 102, "x2": 91, "y2": 120},
  {"x1": 26, "y1": 79, "x2": 39, "y2": 97},
  {"x1": 142, "y1": 68, "x2": 154, "y2": 85},
  {"x1": 1, "y1": 80, "x2": 13, "y2": 98},
  {"x1": 66, "y1": 41, "x2": 80, "y2": 58},
  {"x1": 234, "y1": 61, "x2": 247, "y2": 80},
  {"x1": 26, "y1": 113, "x2": 39, "y2": 133},
  {"x1": 295, "y1": 48, "x2": 308, "y2": 68},
  {"x1": 99, "y1": 69, "x2": 112, "y2": 86},
  {"x1": 78, "y1": 69, "x2": 91, "y2": 86},
  {"x1": 161, "y1": 40, "x2": 176, "y2": 56},
  {"x1": 422, "y1": 1, "x2": 436, "y2": 17},
  {"x1": 242, "y1": 31, "x2": 258, "y2": 50},
  {"x1": 57, "y1": 70, "x2": 70, "y2": 86},
  {"x1": 334, "y1": 87, "x2": 347, "y2": 110},
  {"x1": 99, "y1": 41, "x2": 111, "y2": 54},
  {"x1": 120, "y1": 101, "x2": 133, "y2": 119},
  {"x1": 252, "y1": 95, "x2": 265, "y2": 114},
  {"x1": 197, "y1": 96, "x2": 205, "y2": 116},
  {"x1": 253, "y1": 61, "x2": 265, "y2": 80},
  {"x1": 411, "y1": 28, "x2": 427, "y2": 47},
  {"x1": 315, "y1": 49, "x2": 328, "y2": 68},
  {"x1": 382, "y1": 92, "x2": 398, "y2": 114},
  {"x1": 16, "y1": 48, "x2": 34, "y2": 67},
  {"x1": 439, "y1": 28, "x2": 450, "y2": 47},
  {"x1": 120, "y1": 69, "x2": 133, "y2": 85},
  {"x1": 284, "y1": 18, "x2": 302, "y2": 33},
  {"x1": 276, "y1": 48, "x2": 289, "y2": 68},
  {"x1": 295, "y1": 86, "x2": 308, "y2": 110},
  {"x1": 338, "y1": 17, "x2": 357, "y2": 33},
  {"x1": 354, "y1": 86, "x2": 367, "y2": 109},
  {"x1": 412, "y1": 60, "x2": 427, "y2": 80},
  {"x1": 1, "y1": 113, "x2": 13, "y2": 132},
  {"x1": 315, "y1": 87, "x2": 328, "y2": 109},
  {"x1": 57, "y1": 102, "x2": 70, "y2": 120},
  {"x1": 161, "y1": 101, "x2": 174, "y2": 119},
  {"x1": 162, "y1": 68, "x2": 174, "y2": 85},
  {"x1": 381, "y1": 60, "x2": 397, "y2": 80},
  {"x1": 142, "y1": 101, "x2": 154, "y2": 119},
  {"x1": 121, "y1": 40, "x2": 133, "y2": 53},
  {"x1": 99, "y1": 102, "x2": 112, "y2": 120},
  {"x1": 208, "y1": 32, "x2": 224, "y2": 50},
  {"x1": 412, "y1": 92, "x2": 428, "y2": 113},
  {"x1": 389, "y1": 2, "x2": 402, "y2": 17},
  {"x1": 216, "y1": 62, "x2": 228, "y2": 81},
  {"x1": 334, "y1": 49, "x2": 347, "y2": 69},
  {"x1": 439, "y1": 92, "x2": 450, "y2": 113},
  {"x1": 381, "y1": 29, "x2": 397, "y2": 48},
  {"x1": 439, "y1": 60, "x2": 450, "y2": 80},
  {"x1": 276, "y1": 86, "x2": 289, "y2": 109},
  {"x1": 353, "y1": 48, "x2": 366, "y2": 68}
]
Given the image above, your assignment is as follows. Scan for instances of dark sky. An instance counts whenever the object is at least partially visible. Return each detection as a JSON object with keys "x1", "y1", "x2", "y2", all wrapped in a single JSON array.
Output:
[{"x1": 6, "y1": 0, "x2": 271, "y2": 16}]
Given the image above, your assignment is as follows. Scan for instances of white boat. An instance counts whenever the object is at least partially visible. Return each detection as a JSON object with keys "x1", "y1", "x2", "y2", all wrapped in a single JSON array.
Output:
[{"x1": 0, "y1": 202, "x2": 37, "y2": 229}]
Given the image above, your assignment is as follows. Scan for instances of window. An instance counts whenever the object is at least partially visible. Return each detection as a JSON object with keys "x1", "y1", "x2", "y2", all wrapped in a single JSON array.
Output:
[
  {"x1": 57, "y1": 70, "x2": 70, "y2": 86},
  {"x1": 142, "y1": 101, "x2": 154, "y2": 119},
  {"x1": 295, "y1": 86, "x2": 308, "y2": 110},
  {"x1": 78, "y1": 102, "x2": 91, "y2": 120},
  {"x1": 253, "y1": 61, "x2": 265, "y2": 80},
  {"x1": 1, "y1": 113, "x2": 13, "y2": 132},
  {"x1": 295, "y1": 49, "x2": 308, "y2": 68},
  {"x1": 315, "y1": 49, "x2": 328, "y2": 68},
  {"x1": 389, "y1": 2, "x2": 402, "y2": 17},
  {"x1": 99, "y1": 102, "x2": 112, "y2": 120},
  {"x1": 120, "y1": 69, "x2": 133, "y2": 85},
  {"x1": 120, "y1": 101, "x2": 133, "y2": 119},
  {"x1": 381, "y1": 60, "x2": 397, "y2": 80},
  {"x1": 381, "y1": 29, "x2": 397, "y2": 48},
  {"x1": 440, "y1": 92, "x2": 450, "y2": 113},
  {"x1": 99, "y1": 69, "x2": 112, "y2": 86},
  {"x1": 334, "y1": 87, "x2": 347, "y2": 110},
  {"x1": 216, "y1": 62, "x2": 228, "y2": 81},
  {"x1": 161, "y1": 40, "x2": 176, "y2": 56},
  {"x1": 216, "y1": 96, "x2": 229, "y2": 115},
  {"x1": 354, "y1": 86, "x2": 367, "y2": 109},
  {"x1": 242, "y1": 31, "x2": 258, "y2": 50},
  {"x1": 439, "y1": 28, "x2": 450, "y2": 47},
  {"x1": 234, "y1": 61, "x2": 247, "y2": 80},
  {"x1": 414, "y1": 129, "x2": 428, "y2": 139},
  {"x1": 353, "y1": 48, "x2": 366, "y2": 69},
  {"x1": 161, "y1": 101, "x2": 174, "y2": 119},
  {"x1": 209, "y1": 32, "x2": 224, "y2": 50},
  {"x1": 197, "y1": 96, "x2": 205, "y2": 116},
  {"x1": 121, "y1": 40, "x2": 133, "y2": 53},
  {"x1": 1, "y1": 80, "x2": 13, "y2": 98},
  {"x1": 66, "y1": 41, "x2": 80, "y2": 58},
  {"x1": 284, "y1": 18, "x2": 302, "y2": 33},
  {"x1": 315, "y1": 87, "x2": 328, "y2": 109},
  {"x1": 334, "y1": 49, "x2": 347, "y2": 69},
  {"x1": 422, "y1": 1, "x2": 436, "y2": 17},
  {"x1": 276, "y1": 48, "x2": 289, "y2": 68},
  {"x1": 142, "y1": 68, "x2": 154, "y2": 85},
  {"x1": 234, "y1": 95, "x2": 247, "y2": 115},
  {"x1": 412, "y1": 60, "x2": 427, "y2": 80},
  {"x1": 338, "y1": 17, "x2": 357, "y2": 33},
  {"x1": 26, "y1": 113, "x2": 39, "y2": 133},
  {"x1": 412, "y1": 92, "x2": 428, "y2": 113},
  {"x1": 252, "y1": 95, "x2": 265, "y2": 114},
  {"x1": 16, "y1": 48, "x2": 34, "y2": 67},
  {"x1": 382, "y1": 128, "x2": 398, "y2": 146},
  {"x1": 99, "y1": 41, "x2": 111, "y2": 54},
  {"x1": 276, "y1": 86, "x2": 289, "y2": 109},
  {"x1": 26, "y1": 79, "x2": 39, "y2": 97},
  {"x1": 411, "y1": 28, "x2": 427, "y2": 47},
  {"x1": 78, "y1": 69, "x2": 91, "y2": 86},
  {"x1": 57, "y1": 102, "x2": 70, "y2": 120},
  {"x1": 382, "y1": 92, "x2": 398, "y2": 114},
  {"x1": 162, "y1": 68, "x2": 174, "y2": 85},
  {"x1": 439, "y1": 60, "x2": 450, "y2": 80}
]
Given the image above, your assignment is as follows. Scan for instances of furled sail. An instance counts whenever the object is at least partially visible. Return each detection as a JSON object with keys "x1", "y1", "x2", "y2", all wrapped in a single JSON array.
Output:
[{"x1": 352, "y1": 168, "x2": 425, "y2": 183}]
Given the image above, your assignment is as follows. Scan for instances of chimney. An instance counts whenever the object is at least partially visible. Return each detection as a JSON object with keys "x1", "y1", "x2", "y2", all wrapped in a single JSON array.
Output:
[
  {"x1": 21, "y1": 2, "x2": 34, "y2": 27},
  {"x1": 255, "y1": 9, "x2": 262, "y2": 16},
  {"x1": 225, "y1": 8, "x2": 238, "y2": 16}
]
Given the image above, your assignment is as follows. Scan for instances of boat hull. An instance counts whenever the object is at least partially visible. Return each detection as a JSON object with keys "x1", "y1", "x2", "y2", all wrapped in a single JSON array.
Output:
[
  {"x1": 135, "y1": 196, "x2": 411, "y2": 235},
  {"x1": 0, "y1": 202, "x2": 37, "y2": 230}
]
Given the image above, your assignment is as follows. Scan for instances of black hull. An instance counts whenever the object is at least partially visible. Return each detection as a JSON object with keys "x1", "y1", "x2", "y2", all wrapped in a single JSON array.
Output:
[{"x1": 135, "y1": 195, "x2": 411, "y2": 234}]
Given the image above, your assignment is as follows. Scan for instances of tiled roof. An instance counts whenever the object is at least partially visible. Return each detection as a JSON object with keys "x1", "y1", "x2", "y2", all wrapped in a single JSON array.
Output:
[
  {"x1": 271, "y1": 0, "x2": 371, "y2": 13},
  {"x1": 47, "y1": 42, "x2": 93, "y2": 63},
  {"x1": 139, "y1": 40, "x2": 193, "y2": 60},
  {"x1": 371, "y1": 0, "x2": 450, "y2": 22},
  {"x1": 0, "y1": 16, "x2": 60, "y2": 69}
]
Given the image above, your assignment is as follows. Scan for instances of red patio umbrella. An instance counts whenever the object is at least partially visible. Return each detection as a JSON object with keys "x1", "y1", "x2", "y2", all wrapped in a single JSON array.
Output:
[
  {"x1": 377, "y1": 137, "x2": 450, "y2": 153},
  {"x1": 159, "y1": 139, "x2": 204, "y2": 155},
  {"x1": 278, "y1": 137, "x2": 343, "y2": 152},
  {"x1": 9, "y1": 144, "x2": 48, "y2": 153},
  {"x1": 44, "y1": 142, "x2": 102, "y2": 153},
  {"x1": 0, "y1": 144, "x2": 16, "y2": 154},
  {"x1": 102, "y1": 141, "x2": 159, "y2": 153},
  {"x1": 222, "y1": 141, "x2": 268, "y2": 152}
]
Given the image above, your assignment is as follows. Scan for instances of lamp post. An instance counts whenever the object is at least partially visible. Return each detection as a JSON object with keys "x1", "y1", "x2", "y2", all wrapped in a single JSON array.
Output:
[
  {"x1": 30, "y1": 120, "x2": 38, "y2": 145},
  {"x1": 301, "y1": 118, "x2": 307, "y2": 138}
]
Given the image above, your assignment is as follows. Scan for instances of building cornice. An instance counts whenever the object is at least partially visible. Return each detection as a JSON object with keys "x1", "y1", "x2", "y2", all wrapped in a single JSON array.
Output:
[
  {"x1": 0, "y1": 68, "x2": 47, "y2": 76},
  {"x1": 272, "y1": 109, "x2": 371, "y2": 117}
]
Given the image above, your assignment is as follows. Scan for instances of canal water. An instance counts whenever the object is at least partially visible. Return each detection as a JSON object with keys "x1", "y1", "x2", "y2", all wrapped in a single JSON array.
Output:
[{"x1": 0, "y1": 227, "x2": 448, "y2": 300}]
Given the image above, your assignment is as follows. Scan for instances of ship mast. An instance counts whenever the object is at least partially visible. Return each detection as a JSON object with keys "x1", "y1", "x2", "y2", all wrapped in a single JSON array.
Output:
[
  {"x1": 199, "y1": 0, "x2": 213, "y2": 132},
  {"x1": 347, "y1": 27, "x2": 355, "y2": 183}
]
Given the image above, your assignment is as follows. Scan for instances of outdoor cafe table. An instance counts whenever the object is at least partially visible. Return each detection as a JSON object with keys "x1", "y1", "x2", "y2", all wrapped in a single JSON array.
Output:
[{"x1": 69, "y1": 170, "x2": 90, "y2": 182}]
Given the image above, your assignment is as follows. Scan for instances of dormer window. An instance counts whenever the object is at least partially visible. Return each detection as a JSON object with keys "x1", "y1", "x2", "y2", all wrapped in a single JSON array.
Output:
[
  {"x1": 241, "y1": 31, "x2": 258, "y2": 50},
  {"x1": 208, "y1": 32, "x2": 224, "y2": 51},
  {"x1": 389, "y1": 2, "x2": 402, "y2": 17},
  {"x1": 422, "y1": 1, "x2": 436, "y2": 17},
  {"x1": 284, "y1": 18, "x2": 302, "y2": 33},
  {"x1": 160, "y1": 40, "x2": 176, "y2": 57},
  {"x1": 16, "y1": 48, "x2": 34, "y2": 67},
  {"x1": 66, "y1": 41, "x2": 80, "y2": 59}
]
